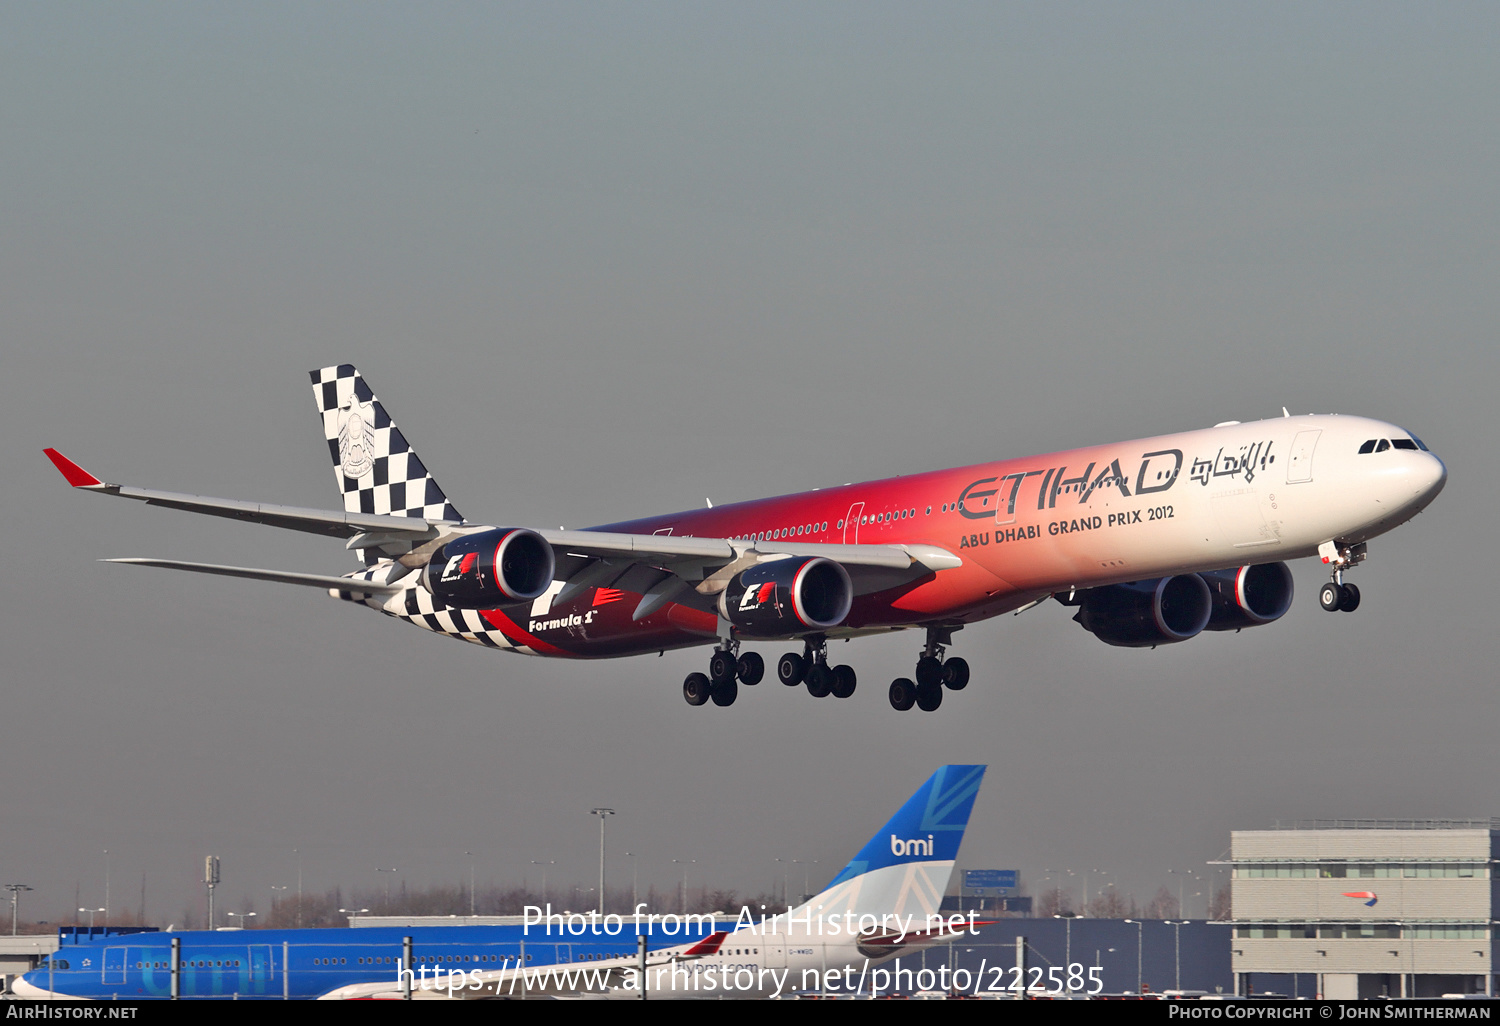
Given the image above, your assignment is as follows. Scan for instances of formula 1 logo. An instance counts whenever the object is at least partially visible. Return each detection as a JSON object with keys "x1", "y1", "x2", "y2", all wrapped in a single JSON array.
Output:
[
  {"x1": 890, "y1": 834, "x2": 936, "y2": 857},
  {"x1": 1342, "y1": 891, "x2": 1378, "y2": 907},
  {"x1": 440, "y1": 551, "x2": 478, "y2": 582},
  {"x1": 739, "y1": 582, "x2": 777, "y2": 612}
]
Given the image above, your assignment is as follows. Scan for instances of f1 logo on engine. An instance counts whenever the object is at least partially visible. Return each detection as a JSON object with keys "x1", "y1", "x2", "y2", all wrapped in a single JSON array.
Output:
[{"x1": 739, "y1": 582, "x2": 776, "y2": 611}]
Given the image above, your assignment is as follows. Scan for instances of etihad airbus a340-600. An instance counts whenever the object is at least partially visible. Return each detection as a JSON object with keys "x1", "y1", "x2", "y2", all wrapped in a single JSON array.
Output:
[{"x1": 45, "y1": 365, "x2": 1445, "y2": 712}]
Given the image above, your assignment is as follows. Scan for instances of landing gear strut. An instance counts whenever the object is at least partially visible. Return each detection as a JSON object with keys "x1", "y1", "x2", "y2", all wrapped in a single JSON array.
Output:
[
  {"x1": 890, "y1": 626, "x2": 969, "y2": 712},
  {"x1": 1318, "y1": 541, "x2": 1366, "y2": 613},
  {"x1": 684, "y1": 640, "x2": 763, "y2": 707},
  {"x1": 778, "y1": 638, "x2": 857, "y2": 699}
]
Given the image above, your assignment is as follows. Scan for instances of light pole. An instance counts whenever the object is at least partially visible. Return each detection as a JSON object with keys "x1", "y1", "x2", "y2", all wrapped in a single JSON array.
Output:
[
  {"x1": 464, "y1": 852, "x2": 476, "y2": 916},
  {"x1": 292, "y1": 849, "x2": 303, "y2": 928},
  {"x1": 530, "y1": 861, "x2": 555, "y2": 904},
  {"x1": 792, "y1": 860, "x2": 818, "y2": 902},
  {"x1": 1124, "y1": 919, "x2": 1144, "y2": 994},
  {"x1": 1166, "y1": 920, "x2": 1190, "y2": 991},
  {"x1": 226, "y1": 911, "x2": 256, "y2": 929},
  {"x1": 376, "y1": 867, "x2": 398, "y2": 912},
  {"x1": 591, "y1": 809, "x2": 614, "y2": 914},
  {"x1": 78, "y1": 907, "x2": 105, "y2": 929},
  {"x1": 6, "y1": 885, "x2": 33, "y2": 936},
  {"x1": 1053, "y1": 913, "x2": 1075, "y2": 988},
  {"x1": 672, "y1": 860, "x2": 696, "y2": 913},
  {"x1": 270, "y1": 886, "x2": 287, "y2": 926},
  {"x1": 624, "y1": 852, "x2": 639, "y2": 911}
]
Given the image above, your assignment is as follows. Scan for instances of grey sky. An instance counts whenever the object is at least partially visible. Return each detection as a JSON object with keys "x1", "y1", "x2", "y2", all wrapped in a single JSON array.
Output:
[{"x1": 2, "y1": 3, "x2": 1495, "y2": 922}]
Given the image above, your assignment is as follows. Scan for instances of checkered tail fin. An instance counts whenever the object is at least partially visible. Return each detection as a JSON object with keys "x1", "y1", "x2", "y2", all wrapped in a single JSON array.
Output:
[{"x1": 309, "y1": 365, "x2": 463, "y2": 523}]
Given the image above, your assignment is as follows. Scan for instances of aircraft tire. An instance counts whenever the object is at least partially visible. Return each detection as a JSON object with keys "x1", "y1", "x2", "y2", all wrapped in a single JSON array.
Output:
[
  {"x1": 1338, "y1": 583, "x2": 1361, "y2": 612},
  {"x1": 777, "y1": 652, "x2": 807, "y2": 686},
  {"x1": 942, "y1": 657, "x2": 970, "y2": 691},
  {"x1": 709, "y1": 649, "x2": 737, "y2": 684},
  {"x1": 736, "y1": 651, "x2": 765, "y2": 686},
  {"x1": 1319, "y1": 582, "x2": 1342, "y2": 612},
  {"x1": 916, "y1": 680, "x2": 944, "y2": 712},
  {"x1": 683, "y1": 672, "x2": 711, "y2": 707},
  {"x1": 915, "y1": 656, "x2": 944, "y2": 688},
  {"x1": 711, "y1": 679, "x2": 738, "y2": 707},
  {"x1": 805, "y1": 663, "x2": 833, "y2": 698},
  {"x1": 889, "y1": 678, "x2": 916, "y2": 711},
  {"x1": 830, "y1": 664, "x2": 857, "y2": 699}
]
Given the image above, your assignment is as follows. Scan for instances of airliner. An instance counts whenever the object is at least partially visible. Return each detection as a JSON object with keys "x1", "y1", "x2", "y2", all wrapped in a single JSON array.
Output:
[
  {"x1": 44, "y1": 365, "x2": 1446, "y2": 711},
  {"x1": 15, "y1": 765, "x2": 985, "y2": 1000}
]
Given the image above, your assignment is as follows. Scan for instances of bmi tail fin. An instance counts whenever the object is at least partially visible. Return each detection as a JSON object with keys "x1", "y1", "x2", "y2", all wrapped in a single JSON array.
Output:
[
  {"x1": 309, "y1": 365, "x2": 462, "y2": 523},
  {"x1": 797, "y1": 764, "x2": 985, "y2": 923}
]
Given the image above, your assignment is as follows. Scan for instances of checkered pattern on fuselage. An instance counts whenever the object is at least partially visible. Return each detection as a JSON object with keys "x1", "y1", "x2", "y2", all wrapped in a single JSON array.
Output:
[{"x1": 309, "y1": 365, "x2": 463, "y2": 523}]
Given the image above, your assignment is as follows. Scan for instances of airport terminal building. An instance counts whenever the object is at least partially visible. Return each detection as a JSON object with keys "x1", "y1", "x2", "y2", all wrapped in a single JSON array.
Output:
[{"x1": 1225, "y1": 820, "x2": 1498, "y2": 998}]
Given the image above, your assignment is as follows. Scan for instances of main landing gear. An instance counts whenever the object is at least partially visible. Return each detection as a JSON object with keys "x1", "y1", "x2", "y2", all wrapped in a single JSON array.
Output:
[
  {"x1": 1317, "y1": 541, "x2": 1367, "y2": 613},
  {"x1": 776, "y1": 638, "x2": 857, "y2": 700},
  {"x1": 889, "y1": 626, "x2": 969, "y2": 712},
  {"x1": 682, "y1": 642, "x2": 763, "y2": 708}
]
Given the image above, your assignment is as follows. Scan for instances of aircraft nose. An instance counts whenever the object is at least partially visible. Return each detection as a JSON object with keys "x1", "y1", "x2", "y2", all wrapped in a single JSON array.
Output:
[{"x1": 1413, "y1": 452, "x2": 1448, "y2": 501}]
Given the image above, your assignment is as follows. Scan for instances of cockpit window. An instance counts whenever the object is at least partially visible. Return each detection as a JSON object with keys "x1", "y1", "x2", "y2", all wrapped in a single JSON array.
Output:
[
  {"x1": 1358, "y1": 439, "x2": 1377, "y2": 454},
  {"x1": 1375, "y1": 439, "x2": 1390, "y2": 452},
  {"x1": 1391, "y1": 439, "x2": 1418, "y2": 450}
]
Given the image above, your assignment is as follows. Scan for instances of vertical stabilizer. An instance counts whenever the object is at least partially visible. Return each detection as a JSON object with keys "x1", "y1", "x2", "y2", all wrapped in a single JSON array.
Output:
[
  {"x1": 309, "y1": 365, "x2": 462, "y2": 523},
  {"x1": 795, "y1": 764, "x2": 985, "y2": 923}
]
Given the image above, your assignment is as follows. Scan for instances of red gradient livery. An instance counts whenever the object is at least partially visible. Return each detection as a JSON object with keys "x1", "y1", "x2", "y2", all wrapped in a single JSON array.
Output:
[{"x1": 46, "y1": 366, "x2": 1446, "y2": 712}]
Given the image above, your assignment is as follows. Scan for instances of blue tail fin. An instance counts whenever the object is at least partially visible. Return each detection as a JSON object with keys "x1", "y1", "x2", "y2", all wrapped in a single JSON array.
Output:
[{"x1": 801, "y1": 765, "x2": 986, "y2": 921}]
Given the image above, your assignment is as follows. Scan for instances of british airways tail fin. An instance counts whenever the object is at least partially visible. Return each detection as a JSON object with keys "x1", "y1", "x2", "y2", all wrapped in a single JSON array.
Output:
[
  {"x1": 796, "y1": 764, "x2": 986, "y2": 923},
  {"x1": 309, "y1": 365, "x2": 463, "y2": 523}
]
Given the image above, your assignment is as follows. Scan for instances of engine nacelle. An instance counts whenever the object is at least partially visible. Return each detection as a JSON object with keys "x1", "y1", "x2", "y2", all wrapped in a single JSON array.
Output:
[
  {"x1": 718, "y1": 557, "x2": 853, "y2": 637},
  {"x1": 1068, "y1": 574, "x2": 1212, "y2": 648},
  {"x1": 1200, "y1": 562, "x2": 1294, "y2": 631},
  {"x1": 421, "y1": 528, "x2": 555, "y2": 608}
]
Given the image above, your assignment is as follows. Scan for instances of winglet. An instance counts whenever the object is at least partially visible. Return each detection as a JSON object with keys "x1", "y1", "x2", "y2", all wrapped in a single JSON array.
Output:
[
  {"x1": 681, "y1": 932, "x2": 728, "y2": 957},
  {"x1": 43, "y1": 449, "x2": 104, "y2": 488}
]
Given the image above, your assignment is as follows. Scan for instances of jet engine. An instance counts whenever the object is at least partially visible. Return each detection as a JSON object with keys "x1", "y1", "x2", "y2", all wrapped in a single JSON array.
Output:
[
  {"x1": 718, "y1": 557, "x2": 853, "y2": 637},
  {"x1": 1200, "y1": 562, "x2": 1294, "y2": 631},
  {"x1": 420, "y1": 528, "x2": 555, "y2": 607},
  {"x1": 1067, "y1": 574, "x2": 1213, "y2": 648}
]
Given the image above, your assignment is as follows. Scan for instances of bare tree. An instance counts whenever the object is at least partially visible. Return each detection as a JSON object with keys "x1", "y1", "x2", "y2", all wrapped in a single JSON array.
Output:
[
  {"x1": 1087, "y1": 888, "x2": 1128, "y2": 918},
  {"x1": 1143, "y1": 886, "x2": 1179, "y2": 919},
  {"x1": 1208, "y1": 885, "x2": 1231, "y2": 921},
  {"x1": 1037, "y1": 887, "x2": 1074, "y2": 917}
]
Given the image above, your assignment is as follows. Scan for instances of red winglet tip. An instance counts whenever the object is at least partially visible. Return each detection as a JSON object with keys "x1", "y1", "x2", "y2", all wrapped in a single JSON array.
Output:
[
  {"x1": 43, "y1": 448, "x2": 103, "y2": 488},
  {"x1": 682, "y1": 931, "x2": 728, "y2": 956}
]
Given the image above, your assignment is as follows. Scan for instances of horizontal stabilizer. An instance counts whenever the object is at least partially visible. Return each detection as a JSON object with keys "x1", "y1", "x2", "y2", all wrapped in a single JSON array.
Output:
[{"x1": 104, "y1": 559, "x2": 404, "y2": 595}]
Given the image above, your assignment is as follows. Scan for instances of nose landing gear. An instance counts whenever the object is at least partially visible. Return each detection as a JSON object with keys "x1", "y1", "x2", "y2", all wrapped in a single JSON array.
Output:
[{"x1": 1318, "y1": 541, "x2": 1367, "y2": 613}]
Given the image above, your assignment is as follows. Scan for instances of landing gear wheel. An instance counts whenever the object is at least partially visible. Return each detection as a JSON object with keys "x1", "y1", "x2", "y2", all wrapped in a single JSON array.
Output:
[
  {"x1": 915, "y1": 656, "x2": 944, "y2": 689},
  {"x1": 708, "y1": 649, "x2": 737, "y2": 684},
  {"x1": 736, "y1": 651, "x2": 764, "y2": 686},
  {"x1": 916, "y1": 680, "x2": 944, "y2": 712},
  {"x1": 1337, "y1": 583, "x2": 1361, "y2": 612},
  {"x1": 710, "y1": 679, "x2": 738, "y2": 707},
  {"x1": 777, "y1": 652, "x2": 807, "y2": 686},
  {"x1": 1319, "y1": 582, "x2": 1343, "y2": 612},
  {"x1": 942, "y1": 657, "x2": 970, "y2": 691},
  {"x1": 683, "y1": 672, "x2": 711, "y2": 707},
  {"x1": 830, "y1": 664, "x2": 857, "y2": 699},
  {"x1": 889, "y1": 678, "x2": 916, "y2": 711},
  {"x1": 805, "y1": 663, "x2": 833, "y2": 698}
]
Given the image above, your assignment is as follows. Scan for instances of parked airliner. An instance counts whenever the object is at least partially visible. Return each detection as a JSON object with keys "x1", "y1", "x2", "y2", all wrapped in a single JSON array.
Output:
[
  {"x1": 15, "y1": 765, "x2": 984, "y2": 1000},
  {"x1": 45, "y1": 365, "x2": 1445, "y2": 711}
]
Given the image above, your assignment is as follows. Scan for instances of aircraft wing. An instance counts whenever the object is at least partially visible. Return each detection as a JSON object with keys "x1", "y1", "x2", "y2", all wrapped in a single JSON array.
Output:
[
  {"x1": 43, "y1": 449, "x2": 443, "y2": 542},
  {"x1": 47, "y1": 449, "x2": 962, "y2": 605}
]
